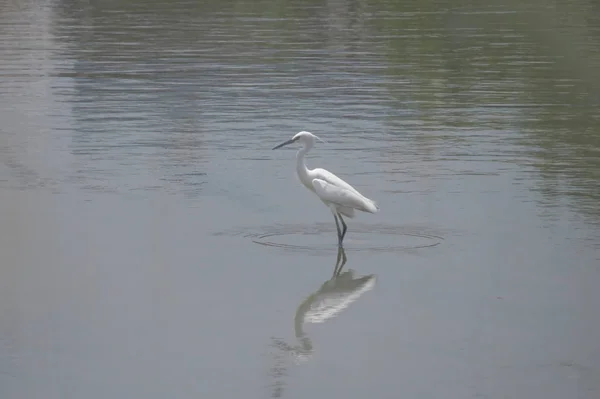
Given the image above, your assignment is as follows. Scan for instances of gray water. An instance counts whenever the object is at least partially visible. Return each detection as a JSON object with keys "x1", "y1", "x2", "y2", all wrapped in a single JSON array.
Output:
[{"x1": 1, "y1": 0, "x2": 599, "y2": 398}]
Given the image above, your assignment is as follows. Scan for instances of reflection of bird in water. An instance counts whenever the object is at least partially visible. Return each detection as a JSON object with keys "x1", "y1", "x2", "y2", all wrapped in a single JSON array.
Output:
[
  {"x1": 272, "y1": 131, "x2": 379, "y2": 246},
  {"x1": 268, "y1": 247, "x2": 376, "y2": 397}
]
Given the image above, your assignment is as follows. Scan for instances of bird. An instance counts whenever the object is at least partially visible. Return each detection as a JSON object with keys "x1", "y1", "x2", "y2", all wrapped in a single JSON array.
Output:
[{"x1": 272, "y1": 131, "x2": 379, "y2": 246}]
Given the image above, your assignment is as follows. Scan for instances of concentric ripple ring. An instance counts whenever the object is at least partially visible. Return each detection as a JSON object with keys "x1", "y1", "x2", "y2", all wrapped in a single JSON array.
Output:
[{"x1": 216, "y1": 222, "x2": 444, "y2": 254}]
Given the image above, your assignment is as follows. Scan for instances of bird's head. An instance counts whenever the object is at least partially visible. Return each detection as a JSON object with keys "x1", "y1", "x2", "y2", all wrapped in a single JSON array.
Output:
[{"x1": 272, "y1": 131, "x2": 326, "y2": 150}]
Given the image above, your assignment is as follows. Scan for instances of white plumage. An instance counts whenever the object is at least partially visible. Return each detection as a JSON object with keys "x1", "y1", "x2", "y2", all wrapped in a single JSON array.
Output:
[{"x1": 273, "y1": 131, "x2": 379, "y2": 245}]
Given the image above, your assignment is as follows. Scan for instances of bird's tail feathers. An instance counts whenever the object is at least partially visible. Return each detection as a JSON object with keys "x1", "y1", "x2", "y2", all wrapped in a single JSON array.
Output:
[
  {"x1": 364, "y1": 198, "x2": 379, "y2": 213},
  {"x1": 348, "y1": 191, "x2": 379, "y2": 213},
  {"x1": 371, "y1": 200, "x2": 380, "y2": 212}
]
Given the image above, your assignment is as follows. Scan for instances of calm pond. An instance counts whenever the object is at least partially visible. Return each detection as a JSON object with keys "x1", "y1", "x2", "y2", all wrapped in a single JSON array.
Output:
[{"x1": 1, "y1": 0, "x2": 599, "y2": 398}]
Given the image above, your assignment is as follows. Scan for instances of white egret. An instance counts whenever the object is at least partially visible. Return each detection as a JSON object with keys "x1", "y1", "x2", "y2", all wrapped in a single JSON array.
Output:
[{"x1": 272, "y1": 131, "x2": 379, "y2": 246}]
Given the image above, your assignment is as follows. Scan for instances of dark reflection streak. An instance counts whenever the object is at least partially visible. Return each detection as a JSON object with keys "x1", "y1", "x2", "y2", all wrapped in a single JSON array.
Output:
[
  {"x1": 268, "y1": 248, "x2": 375, "y2": 397},
  {"x1": 333, "y1": 244, "x2": 348, "y2": 278}
]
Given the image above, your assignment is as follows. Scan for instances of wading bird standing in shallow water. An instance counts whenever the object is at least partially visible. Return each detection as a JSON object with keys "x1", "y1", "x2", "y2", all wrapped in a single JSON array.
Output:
[{"x1": 272, "y1": 131, "x2": 379, "y2": 246}]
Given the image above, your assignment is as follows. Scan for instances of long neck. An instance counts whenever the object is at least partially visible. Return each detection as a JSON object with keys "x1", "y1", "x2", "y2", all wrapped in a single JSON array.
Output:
[{"x1": 296, "y1": 145, "x2": 313, "y2": 188}]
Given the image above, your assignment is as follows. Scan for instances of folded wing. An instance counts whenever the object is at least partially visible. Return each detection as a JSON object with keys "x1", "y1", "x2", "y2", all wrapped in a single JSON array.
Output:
[
  {"x1": 312, "y1": 178, "x2": 378, "y2": 214},
  {"x1": 312, "y1": 168, "x2": 363, "y2": 197}
]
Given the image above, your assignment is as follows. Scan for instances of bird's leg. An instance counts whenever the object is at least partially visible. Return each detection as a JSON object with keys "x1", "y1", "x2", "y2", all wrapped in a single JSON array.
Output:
[
  {"x1": 337, "y1": 213, "x2": 348, "y2": 244},
  {"x1": 332, "y1": 212, "x2": 343, "y2": 245}
]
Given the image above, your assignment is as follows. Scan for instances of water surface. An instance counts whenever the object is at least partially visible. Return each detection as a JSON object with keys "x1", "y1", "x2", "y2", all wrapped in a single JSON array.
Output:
[{"x1": 1, "y1": 0, "x2": 599, "y2": 398}]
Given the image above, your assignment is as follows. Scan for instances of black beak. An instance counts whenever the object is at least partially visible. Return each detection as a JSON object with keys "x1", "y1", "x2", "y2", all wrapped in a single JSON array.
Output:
[{"x1": 272, "y1": 138, "x2": 295, "y2": 150}]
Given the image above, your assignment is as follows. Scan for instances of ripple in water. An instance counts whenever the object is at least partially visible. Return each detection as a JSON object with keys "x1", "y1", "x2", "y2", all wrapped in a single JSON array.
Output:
[{"x1": 216, "y1": 222, "x2": 443, "y2": 253}]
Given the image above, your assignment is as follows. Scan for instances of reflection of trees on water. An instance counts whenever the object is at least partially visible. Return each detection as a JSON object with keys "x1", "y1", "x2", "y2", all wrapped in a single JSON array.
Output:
[
  {"x1": 48, "y1": 0, "x2": 381, "y2": 196},
  {"x1": 48, "y1": 0, "x2": 600, "y2": 219},
  {"x1": 268, "y1": 247, "x2": 376, "y2": 398},
  {"x1": 373, "y1": 0, "x2": 600, "y2": 222}
]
